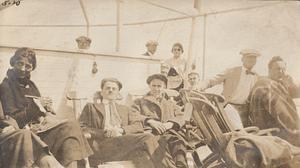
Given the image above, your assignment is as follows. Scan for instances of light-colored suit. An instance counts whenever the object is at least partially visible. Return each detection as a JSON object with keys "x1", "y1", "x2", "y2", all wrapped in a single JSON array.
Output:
[
  {"x1": 201, "y1": 66, "x2": 259, "y2": 127},
  {"x1": 201, "y1": 66, "x2": 258, "y2": 102}
]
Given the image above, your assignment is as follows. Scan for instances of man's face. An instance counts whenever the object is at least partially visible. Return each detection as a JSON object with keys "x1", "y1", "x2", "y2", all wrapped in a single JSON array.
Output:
[
  {"x1": 13, "y1": 57, "x2": 33, "y2": 78},
  {"x1": 149, "y1": 79, "x2": 166, "y2": 97},
  {"x1": 242, "y1": 55, "x2": 257, "y2": 70},
  {"x1": 147, "y1": 45, "x2": 157, "y2": 54},
  {"x1": 188, "y1": 73, "x2": 199, "y2": 86},
  {"x1": 101, "y1": 81, "x2": 120, "y2": 100},
  {"x1": 172, "y1": 46, "x2": 183, "y2": 58},
  {"x1": 269, "y1": 61, "x2": 287, "y2": 81}
]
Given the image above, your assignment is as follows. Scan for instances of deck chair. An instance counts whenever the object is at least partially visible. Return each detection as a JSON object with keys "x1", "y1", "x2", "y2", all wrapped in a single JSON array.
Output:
[{"x1": 180, "y1": 90, "x2": 281, "y2": 168}]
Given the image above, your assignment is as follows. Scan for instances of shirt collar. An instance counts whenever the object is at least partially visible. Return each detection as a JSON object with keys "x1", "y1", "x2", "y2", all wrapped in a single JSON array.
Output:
[
  {"x1": 242, "y1": 66, "x2": 248, "y2": 72},
  {"x1": 242, "y1": 66, "x2": 255, "y2": 74},
  {"x1": 102, "y1": 99, "x2": 115, "y2": 105}
]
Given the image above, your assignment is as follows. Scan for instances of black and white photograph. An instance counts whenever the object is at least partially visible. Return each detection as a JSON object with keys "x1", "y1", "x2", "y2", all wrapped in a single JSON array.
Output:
[{"x1": 0, "y1": 0, "x2": 300, "y2": 167}]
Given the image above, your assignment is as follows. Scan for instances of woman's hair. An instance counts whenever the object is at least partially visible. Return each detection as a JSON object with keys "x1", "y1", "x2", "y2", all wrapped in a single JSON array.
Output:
[
  {"x1": 10, "y1": 47, "x2": 37, "y2": 70},
  {"x1": 171, "y1": 42, "x2": 184, "y2": 53}
]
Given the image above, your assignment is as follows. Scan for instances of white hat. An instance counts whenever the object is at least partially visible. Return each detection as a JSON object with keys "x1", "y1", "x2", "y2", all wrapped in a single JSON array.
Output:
[
  {"x1": 146, "y1": 40, "x2": 158, "y2": 47},
  {"x1": 240, "y1": 49, "x2": 261, "y2": 57}
]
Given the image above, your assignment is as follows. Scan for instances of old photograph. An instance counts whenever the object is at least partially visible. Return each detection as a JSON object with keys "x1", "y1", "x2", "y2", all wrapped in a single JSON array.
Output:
[{"x1": 0, "y1": 0, "x2": 300, "y2": 167}]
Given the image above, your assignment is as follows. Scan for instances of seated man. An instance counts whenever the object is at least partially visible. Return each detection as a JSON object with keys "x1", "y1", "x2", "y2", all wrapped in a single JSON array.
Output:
[
  {"x1": 132, "y1": 74, "x2": 188, "y2": 168},
  {"x1": 0, "y1": 48, "x2": 93, "y2": 168},
  {"x1": 248, "y1": 56, "x2": 300, "y2": 146},
  {"x1": 0, "y1": 100, "x2": 63, "y2": 168},
  {"x1": 79, "y1": 78, "x2": 172, "y2": 168}
]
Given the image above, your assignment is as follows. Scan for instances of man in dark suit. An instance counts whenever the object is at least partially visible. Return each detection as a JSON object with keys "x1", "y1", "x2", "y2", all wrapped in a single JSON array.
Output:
[
  {"x1": 132, "y1": 74, "x2": 188, "y2": 168},
  {"x1": 79, "y1": 78, "x2": 173, "y2": 168},
  {"x1": 142, "y1": 40, "x2": 158, "y2": 57}
]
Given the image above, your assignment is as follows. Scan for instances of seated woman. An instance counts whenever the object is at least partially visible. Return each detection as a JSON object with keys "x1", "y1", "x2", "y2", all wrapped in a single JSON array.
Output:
[
  {"x1": 0, "y1": 101, "x2": 63, "y2": 168},
  {"x1": 0, "y1": 48, "x2": 93, "y2": 168}
]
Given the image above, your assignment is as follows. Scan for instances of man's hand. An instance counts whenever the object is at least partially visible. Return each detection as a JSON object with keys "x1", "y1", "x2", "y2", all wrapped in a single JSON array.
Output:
[
  {"x1": 39, "y1": 97, "x2": 52, "y2": 107},
  {"x1": 2, "y1": 125, "x2": 16, "y2": 133},
  {"x1": 104, "y1": 127, "x2": 124, "y2": 138},
  {"x1": 39, "y1": 97, "x2": 54, "y2": 113},
  {"x1": 147, "y1": 119, "x2": 167, "y2": 135}
]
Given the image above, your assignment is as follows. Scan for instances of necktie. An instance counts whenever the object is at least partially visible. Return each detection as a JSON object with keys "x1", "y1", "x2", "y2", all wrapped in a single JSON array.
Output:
[
  {"x1": 109, "y1": 102, "x2": 122, "y2": 127},
  {"x1": 245, "y1": 70, "x2": 255, "y2": 75}
]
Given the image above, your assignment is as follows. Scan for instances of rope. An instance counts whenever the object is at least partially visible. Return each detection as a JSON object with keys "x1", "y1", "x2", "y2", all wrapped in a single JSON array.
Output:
[
  {"x1": 78, "y1": 0, "x2": 90, "y2": 37},
  {"x1": 138, "y1": 0, "x2": 192, "y2": 17},
  {"x1": 0, "y1": 1, "x2": 286, "y2": 27}
]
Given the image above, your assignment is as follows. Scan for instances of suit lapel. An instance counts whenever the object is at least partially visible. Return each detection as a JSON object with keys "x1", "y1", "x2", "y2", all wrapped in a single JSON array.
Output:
[
  {"x1": 94, "y1": 103, "x2": 106, "y2": 119},
  {"x1": 143, "y1": 94, "x2": 164, "y2": 120},
  {"x1": 115, "y1": 103, "x2": 128, "y2": 126}
]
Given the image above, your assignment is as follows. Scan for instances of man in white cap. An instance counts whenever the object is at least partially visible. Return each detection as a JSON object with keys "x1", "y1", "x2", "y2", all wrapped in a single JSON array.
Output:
[
  {"x1": 199, "y1": 49, "x2": 261, "y2": 127},
  {"x1": 142, "y1": 40, "x2": 158, "y2": 57}
]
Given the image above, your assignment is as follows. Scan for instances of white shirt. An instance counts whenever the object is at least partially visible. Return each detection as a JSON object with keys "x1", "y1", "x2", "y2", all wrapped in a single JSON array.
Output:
[
  {"x1": 230, "y1": 67, "x2": 257, "y2": 104},
  {"x1": 102, "y1": 99, "x2": 121, "y2": 129}
]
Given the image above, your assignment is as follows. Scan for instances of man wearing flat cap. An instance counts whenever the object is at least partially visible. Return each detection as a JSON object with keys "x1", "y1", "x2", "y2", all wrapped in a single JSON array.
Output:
[
  {"x1": 79, "y1": 78, "x2": 172, "y2": 167},
  {"x1": 132, "y1": 74, "x2": 188, "y2": 168},
  {"x1": 142, "y1": 40, "x2": 158, "y2": 57},
  {"x1": 199, "y1": 49, "x2": 261, "y2": 127}
]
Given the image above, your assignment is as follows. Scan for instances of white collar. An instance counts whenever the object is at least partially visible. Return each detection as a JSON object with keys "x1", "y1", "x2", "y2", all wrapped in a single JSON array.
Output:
[
  {"x1": 242, "y1": 66, "x2": 253, "y2": 72},
  {"x1": 102, "y1": 99, "x2": 115, "y2": 105}
]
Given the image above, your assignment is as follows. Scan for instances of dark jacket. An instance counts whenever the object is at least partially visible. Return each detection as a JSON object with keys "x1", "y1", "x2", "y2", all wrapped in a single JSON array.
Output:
[
  {"x1": 132, "y1": 93, "x2": 185, "y2": 129},
  {"x1": 79, "y1": 102, "x2": 144, "y2": 139},
  {"x1": 0, "y1": 69, "x2": 42, "y2": 128}
]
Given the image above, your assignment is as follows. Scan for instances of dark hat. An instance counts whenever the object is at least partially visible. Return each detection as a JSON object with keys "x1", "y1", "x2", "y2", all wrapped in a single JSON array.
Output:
[
  {"x1": 101, "y1": 78, "x2": 123, "y2": 90},
  {"x1": 76, "y1": 36, "x2": 92, "y2": 49},
  {"x1": 10, "y1": 47, "x2": 37, "y2": 70},
  {"x1": 172, "y1": 42, "x2": 184, "y2": 53},
  {"x1": 146, "y1": 74, "x2": 168, "y2": 86}
]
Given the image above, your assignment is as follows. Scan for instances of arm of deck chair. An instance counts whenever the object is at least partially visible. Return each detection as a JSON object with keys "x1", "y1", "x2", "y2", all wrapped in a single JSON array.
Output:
[{"x1": 255, "y1": 128, "x2": 280, "y2": 136}]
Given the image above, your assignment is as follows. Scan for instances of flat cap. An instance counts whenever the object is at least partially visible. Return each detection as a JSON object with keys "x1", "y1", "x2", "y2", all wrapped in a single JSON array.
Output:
[
  {"x1": 101, "y1": 78, "x2": 123, "y2": 90},
  {"x1": 147, "y1": 74, "x2": 168, "y2": 86},
  {"x1": 240, "y1": 49, "x2": 261, "y2": 57}
]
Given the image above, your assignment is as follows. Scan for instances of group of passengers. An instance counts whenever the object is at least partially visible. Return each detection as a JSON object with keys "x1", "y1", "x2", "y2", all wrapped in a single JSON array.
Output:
[{"x1": 0, "y1": 45, "x2": 299, "y2": 168}]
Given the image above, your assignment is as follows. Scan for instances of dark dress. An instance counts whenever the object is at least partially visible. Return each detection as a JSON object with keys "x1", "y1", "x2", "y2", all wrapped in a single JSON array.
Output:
[
  {"x1": 1, "y1": 100, "x2": 50, "y2": 168},
  {"x1": 0, "y1": 69, "x2": 93, "y2": 166}
]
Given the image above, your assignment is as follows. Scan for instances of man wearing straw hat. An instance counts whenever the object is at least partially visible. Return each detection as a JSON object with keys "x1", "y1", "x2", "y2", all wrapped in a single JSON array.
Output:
[{"x1": 199, "y1": 49, "x2": 261, "y2": 127}]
